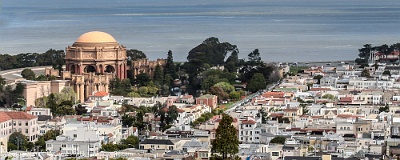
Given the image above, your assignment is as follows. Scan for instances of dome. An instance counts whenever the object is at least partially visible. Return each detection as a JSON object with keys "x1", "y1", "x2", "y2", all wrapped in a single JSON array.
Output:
[{"x1": 75, "y1": 31, "x2": 117, "y2": 43}]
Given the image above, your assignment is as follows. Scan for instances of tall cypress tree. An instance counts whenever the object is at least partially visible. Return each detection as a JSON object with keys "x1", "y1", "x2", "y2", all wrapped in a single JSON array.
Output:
[
  {"x1": 165, "y1": 50, "x2": 178, "y2": 79},
  {"x1": 153, "y1": 64, "x2": 164, "y2": 86},
  {"x1": 211, "y1": 114, "x2": 239, "y2": 159}
]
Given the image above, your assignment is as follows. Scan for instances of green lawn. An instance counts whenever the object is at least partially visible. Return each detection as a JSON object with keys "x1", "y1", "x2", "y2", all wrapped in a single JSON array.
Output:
[{"x1": 289, "y1": 66, "x2": 309, "y2": 74}]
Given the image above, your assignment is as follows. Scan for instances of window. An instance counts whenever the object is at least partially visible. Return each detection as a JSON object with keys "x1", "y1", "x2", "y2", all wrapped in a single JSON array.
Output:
[
  {"x1": 13, "y1": 122, "x2": 16, "y2": 126},
  {"x1": 62, "y1": 144, "x2": 66, "y2": 147},
  {"x1": 272, "y1": 152, "x2": 279, "y2": 156},
  {"x1": 73, "y1": 134, "x2": 77, "y2": 138},
  {"x1": 25, "y1": 129, "x2": 28, "y2": 134},
  {"x1": 18, "y1": 122, "x2": 21, "y2": 126},
  {"x1": 47, "y1": 144, "x2": 52, "y2": 148},
  {"x1": 26, "y1": 122, "x2": 28, "y2": 126}
]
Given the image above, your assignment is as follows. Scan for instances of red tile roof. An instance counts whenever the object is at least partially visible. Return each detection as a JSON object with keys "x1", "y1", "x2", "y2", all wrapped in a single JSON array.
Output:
[
  {"x1": 339, "y1": 97, "x2": 352, "y2": 102},
  {"x1": 262, "y1": 92, "x2": 285, "y2": 98},
  {"x1": 4, "y1": 111, "x2": 36, "y2": 120},
  {"x1": 0, "y1": 112, "x2": 12, "y2": 123},
  {"x1": 310, "y1": 88, "x2": 331, "y2": 91},
  {"x1": 177, "y1": 108, "x2": 185, "y2": 113},
  {"x1": 93, "y1": 91, "x2": 109, "y2": 97},
  {"x1": 284, "y1": 108, "x2": 298, "y2": 112},
  {"x1": 241, "y1": 120, "x2": 256, "y2": 124}
]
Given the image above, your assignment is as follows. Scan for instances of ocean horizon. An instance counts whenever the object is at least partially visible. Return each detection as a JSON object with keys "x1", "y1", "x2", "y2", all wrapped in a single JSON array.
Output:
[{"x1": 1, "y1": 0, "x2": 400, "y2": 62}]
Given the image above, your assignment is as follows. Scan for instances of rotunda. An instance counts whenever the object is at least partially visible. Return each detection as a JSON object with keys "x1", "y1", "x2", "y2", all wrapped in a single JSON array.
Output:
[{"x1": 63, "y1": 31, "x2": 127, "y2": 102}]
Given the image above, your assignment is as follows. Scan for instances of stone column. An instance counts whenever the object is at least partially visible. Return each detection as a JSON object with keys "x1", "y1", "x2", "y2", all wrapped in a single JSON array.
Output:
[
  {"x1": 96, "y1": 65, "x2": 100, "y2": 73},
  {"x1": 79, "y1": 84, "x2": 84, "y2": 103},
  {"x1": 105, "y1": 83, "x2": 109, "y2": 93},
  {"x1": 120, "y1": 64, "x2": 123, "y2": 80},
  {"x1": 75, "y1": 84, "x2": 79, "y2": 102},
  {"x1": 85, "y1": 83, "x2": 89, "y2": 99},
  {"x1": 123, "y1": 63, "x2": 127, "y2": 79},
  {"x1": 116, "y1": 64, "x2": 120, "y2": 79}
]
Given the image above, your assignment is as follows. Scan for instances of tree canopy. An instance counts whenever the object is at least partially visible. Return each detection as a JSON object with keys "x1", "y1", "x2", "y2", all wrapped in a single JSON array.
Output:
[
  {"x1": 246, "y1": 73, "x2": 267, "y2": 93},
  {"x1": 126, "y1": 49, "x2": 147, "y2": 61},
  {"x1": 187, "y1": 37, "x2": 238, "y2": 67},
  {"x1": 270, "y1": 136, "x2": 286, "y2": 144},
  {"x1": 21, "y1": 68, "x2": 35, "y2": 80},
  {"x1": 211, "y1": 114, "x2": 239, "y2": 159}
]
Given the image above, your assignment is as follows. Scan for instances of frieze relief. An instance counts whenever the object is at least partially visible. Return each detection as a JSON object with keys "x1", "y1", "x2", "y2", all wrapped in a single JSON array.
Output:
[
  {"x1": 82, "y1": 52, "x2": 95, "y2": 59},
  {"x1": 102, "y1": 52, "x2": 116, "y2": 59}
]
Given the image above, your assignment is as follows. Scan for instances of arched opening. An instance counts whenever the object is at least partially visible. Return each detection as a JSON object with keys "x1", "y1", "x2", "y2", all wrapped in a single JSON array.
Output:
[
  {"x1": 70, "y1": 64, "x2": 76, "y2": 74},
  {"x1": 105, "y1": 65, "x2": 115, "y2": 73},
  {"x1": 84, "y1": 65, "x2": 96, "y2": 73}
]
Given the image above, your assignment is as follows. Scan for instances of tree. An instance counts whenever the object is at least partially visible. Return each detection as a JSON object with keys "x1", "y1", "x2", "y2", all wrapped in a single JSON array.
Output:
[
  {"x1": 211, "y1": 114, "x2": 239, "y2": 159},
  {"x1": 35, "y1": 130, "x2": 59, "y2": 151},
  {"x1": 229, "y1": 91, "x2": 240, "y2": 101},
  {"x1": 213, "y1": 82, "x2": 235, "y2": 94},
  {"x1": 165, "y1": 50, "x2": 178, "y2": 79},
  {"x1": 166, "y1": 105, "x2": 179, "y2": 125},
  {"x1": 153, "y1": 64, "x2": 164, "y2": 86},
  {"x1": 120, "y1": 135, "x2": 140, "y2": 148},
  {"x1": 75, "y1": 104, "x2": 88, "y2": 115},
  {"x1": 209, "y1": 86, "x2": 229, "y2": 101},
  {"x1": 55, "y1": 100, "x2": 76, "y2": 116},
  {"x1": 322, "y1": 94, "x2": 335, "y2": 100},
  {"x1": 135, "y1": 72, "x2": 151, "y2": 87},
  {"x1": 379, "y1": 104, "x2": 389, "y2": 113},
  {"x1": 100, "y1": 143, "x2": 120, "y2": 152},
  {"x1": 138, "y1": 86, "x2": 149, "y2": 96},
  {"x1": 383, "y1": 70, "x2": 391, "y2": 76},
  {"x1": 224, "y1": 51, "x2": 239, "y2": 73},
  {"x1": 46, "y1": 93, "x2": 58, "y2": 114},
  {"x1": 313, "y1": 75, "x2": 323, "y2": 84},
  {"x1": 187, "y1": 37, "x2": 238, "y2": 67},
  {"x1": 247, "y1": 49, "x2": 262, "y2": 65},
  {"x1": 257, "y1": 108, "x2": 267, "y2": 124},
  {"x1": 21, "y1": 68, "x2": 35, "y2": 80},
  {"x1": 59, "y1": 87, "x2": 76, "y2": 102},
  {"x1": 361, "y1": 69, "x2": 370, "y2": 77},
  {"x1": 8, "y1": 132, "x2": 30, "y2": 151},
  {"x1": 270, "y1": 136, "x2": 286, "y2": 144},
  {"x1": 127, "y1": 92, "x2": 141, "y2": 97},
  {"x1": 121, "y1": 114, "x2": 135, "y2": 127},
  {"x1": 147, "y1": 81, "x2": 158, "y2": 96},
  {"x1": 126, "y1": 49, "x2": 147, "y2": 61},
  {"x1": 246, "y1": 73, "x2": 266, "y2": 93}
]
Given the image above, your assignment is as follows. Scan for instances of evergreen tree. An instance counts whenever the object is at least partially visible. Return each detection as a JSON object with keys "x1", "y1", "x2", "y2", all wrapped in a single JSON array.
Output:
[
  {"x1": 135, "y1": 72, "x2": 151, "y2": 87},
  {"x1": 211, "y1": 114, "x2": 239, "y2": 159},
  {"x1": 270, "y1": 136, "x2": 286, "y2": 144},
  {"x1": 246, "y1": 73, "x2": 266, "y2": 93},
  {"x1": 46, "y1": 93, "x2": 58, "y2": 115},
  {"x1": 21, "y1": 68, "x2": 35, "y2": 80},
  {"x1": 224, "y1": 51, "x2": 239, "y2": 73},
  {"x1": 153, "y1": 64, "x2": 164, "y2": 86},
  {"x1": 165, "y1": 50, "x2": 178, "y2": 79}
]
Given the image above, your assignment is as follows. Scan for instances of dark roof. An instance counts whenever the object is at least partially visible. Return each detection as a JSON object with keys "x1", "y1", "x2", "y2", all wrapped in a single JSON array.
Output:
[
  {"x1": 140, "y1": 139, "x2": 174, "y2": 145},
  {"x1": 37, "y1": 115, "x2": 52, "y2": 121},
  {"x1": 282, "y1": 146, "x2": 296, "y2": 150},
  {"x1": 343, "y1": 134, "x2": 355, "y2": 138},
  {"x1": 284, "y1": 156, "x2": 322, "y2": 160},
  {"x1": 373, "y1": 136, "x2": 384, "y2": 140}
]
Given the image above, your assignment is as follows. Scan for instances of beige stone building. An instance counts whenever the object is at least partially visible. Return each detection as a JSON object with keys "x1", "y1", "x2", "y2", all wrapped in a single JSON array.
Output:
[
  {"x1": 22, "y1": 80, "x2": 69, "y2": 107},
  {"x1": 62, "y1": 31, "x2": 128, "y2": 103},
  {"x1": 131, "y1": 58, "x2": 166, "y2": 78},
  {"x1": 0, "y1": 111, "x2": 39, "y2": 152},
  {"x1": 23, "y1": 31, "x2": 128, "y2": 104}
]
